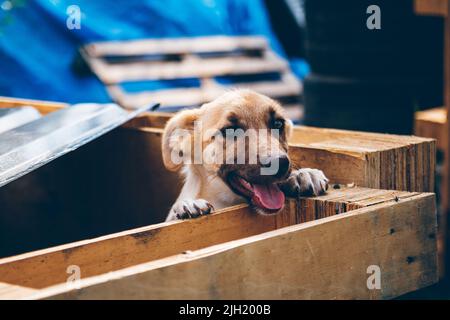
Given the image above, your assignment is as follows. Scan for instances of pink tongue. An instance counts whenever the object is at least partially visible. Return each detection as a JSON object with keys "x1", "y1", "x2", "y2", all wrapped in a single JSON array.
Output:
[{"x1": 251, "y1": 183, "x2": 285, "y2": 211}]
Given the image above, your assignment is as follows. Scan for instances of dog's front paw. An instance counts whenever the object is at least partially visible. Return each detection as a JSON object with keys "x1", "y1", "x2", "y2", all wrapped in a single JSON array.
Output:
[
  {"x1": 280, "y1": 168, "x2": 329, "y2": 197},
  {"x1": 167, "y1": 199, "x2": 214, "y2": 221}
]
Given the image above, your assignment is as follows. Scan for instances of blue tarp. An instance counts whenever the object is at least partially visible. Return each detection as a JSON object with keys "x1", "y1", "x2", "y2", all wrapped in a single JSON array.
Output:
[{"x1": 0, "y1": 0, "x2": 308, "y2": 104}]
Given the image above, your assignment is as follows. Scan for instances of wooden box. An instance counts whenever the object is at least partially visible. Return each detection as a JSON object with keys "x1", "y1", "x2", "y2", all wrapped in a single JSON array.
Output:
[
  {"x1": 415, "y1": 107, "x2": 446, "y2": 152},
  {"x1": 0, "y1": 99, "x2": 439, "y2": 299}
]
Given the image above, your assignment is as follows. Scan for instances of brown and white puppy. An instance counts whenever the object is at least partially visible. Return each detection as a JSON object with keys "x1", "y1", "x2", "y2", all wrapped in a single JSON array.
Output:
[{"x1": 162, "y1": 89, "x2": 329, "y2": 221}]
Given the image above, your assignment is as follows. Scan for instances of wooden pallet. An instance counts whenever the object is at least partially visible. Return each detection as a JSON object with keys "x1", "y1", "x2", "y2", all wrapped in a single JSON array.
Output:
[
  {"x1": 81, "y1": 36, "x2": 302, "y2": 118},
  {"x1": 0, "y1": 100, "x2": 438, "y2": 299},
  {"x1": 415, "y1": 107, "x2": 447, "y2": 151}
]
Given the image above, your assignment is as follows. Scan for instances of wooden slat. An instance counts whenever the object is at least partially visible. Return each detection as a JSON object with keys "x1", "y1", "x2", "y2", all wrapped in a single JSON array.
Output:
[
  {"x1": 290, "y1": 128, "x2": 435, "y2": 193},
  {"x1": 84, "y1": 36, "x2": 268, "y2": 58},
  {"x1": 29, "y1": 193, "x2": 437, "y2": 300},
  {"x1": 0, "y1": 96, "x2": 66, "y2": 115},
  {"x1": 0, "y1": 186, "x2": 404, "y2": 293},
  {"x1": 0, "y1": 282, "x2": 36, "y2": 300},
  {"x1": 87, "y1": 51, "x2": 288, "y2": 84},
  {"x1": 109, "y1": 72, "x2": 301, "y2": 109},
  {"x1": 0, "y1": 186, "x2": 420, "y2": 298},
  {"x1": 415, "y1": 0, "x2": 448, "y2": 16},
  {"x1": 415, "y1": 107, "x2": 447, "y2": 151}
]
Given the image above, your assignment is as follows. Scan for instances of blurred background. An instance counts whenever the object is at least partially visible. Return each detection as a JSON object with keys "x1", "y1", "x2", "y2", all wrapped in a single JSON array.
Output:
[
  {"x1": 0, "y1": 0, "x2": 448, "y2": 298},
  {"x1": 0, "y1": 0, "x2": 308, "y2": 108},
  {"x1": 0, "y1": 0, "x2": 444, "y2": 134}
]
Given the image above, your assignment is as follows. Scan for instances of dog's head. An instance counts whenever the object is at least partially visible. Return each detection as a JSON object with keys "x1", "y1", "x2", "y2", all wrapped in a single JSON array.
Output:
[{"x1": 162, "y1": 89, "x2": 293, "y2": 214}]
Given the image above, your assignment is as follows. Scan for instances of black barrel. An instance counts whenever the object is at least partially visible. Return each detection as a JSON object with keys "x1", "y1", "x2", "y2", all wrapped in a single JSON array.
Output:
[
  {"x1": 303, "y1": 73, "x2": 416, "y2": 134},
  {"x1": 303, "y1": 0, "x2": 443, "y2": 134}
]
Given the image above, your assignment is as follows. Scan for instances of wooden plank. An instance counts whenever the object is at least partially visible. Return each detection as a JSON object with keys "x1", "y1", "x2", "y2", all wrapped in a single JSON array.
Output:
[
  {"x1": 110, "y1": 72, "x2": 301, "y2": 109},
  {"x1": 87, "y1": 51, "x2": 288, "y2": 84},
  {"x1": 0, "y1": 186, "x2": 405, "y2": 293},
  {"x1": 415, "y1": 0, "x2": 448, "y2": 16},
  {"x1": 0, "y1": 187, "x2": 419, "y2": 299},
  {"x1": 84, "y1": 36, "x2": 268, "y2": 58},
  {"x1": 0, "y1": 96, "x2": 66, "y2": 115},
  {"x1": 28, "y1": 193, "x2": 437, "y2": 300},
  {"x1": 0, "y1": 282, "x2": 36, "y2": 300},
  {"x1": 270, "y1": 126, "x2": 435, "y2": 192},
  {"x1": 415, "y1": 107, "x2": 447, "y2": 151}
]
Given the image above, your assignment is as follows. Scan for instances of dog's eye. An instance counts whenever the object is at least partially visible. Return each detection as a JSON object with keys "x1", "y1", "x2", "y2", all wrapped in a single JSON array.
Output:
[
  {"x1": 272, "y1": 119, "x2": 285, "y2": 130},
  {"x1": 220, "y1": 125, "x2": 243, "y2": 137}
]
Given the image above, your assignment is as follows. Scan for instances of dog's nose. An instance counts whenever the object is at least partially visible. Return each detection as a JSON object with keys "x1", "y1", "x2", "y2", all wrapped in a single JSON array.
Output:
[
  {"x1": 276, "y1": 155, "x2": 291, "y2": 177},
  {"x1": 260, "y1": 155, "x2": 290, "y2": 177}
]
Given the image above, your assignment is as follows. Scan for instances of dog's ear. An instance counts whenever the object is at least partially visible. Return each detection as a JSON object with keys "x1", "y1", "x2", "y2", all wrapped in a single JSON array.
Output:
[{"x1": 162, "y1": 109, "x2": 201, "y2": 171}]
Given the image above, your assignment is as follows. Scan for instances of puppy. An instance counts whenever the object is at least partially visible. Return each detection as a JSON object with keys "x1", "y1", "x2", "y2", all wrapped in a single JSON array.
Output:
[{"x1": 162, "y1": 89, "x2": 329, "y2": 221}]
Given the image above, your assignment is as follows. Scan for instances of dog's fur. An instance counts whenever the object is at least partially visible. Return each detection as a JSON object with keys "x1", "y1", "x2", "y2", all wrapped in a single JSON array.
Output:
[{"x1": 162, "y1": 90, "x2": 329, "y2": 221}]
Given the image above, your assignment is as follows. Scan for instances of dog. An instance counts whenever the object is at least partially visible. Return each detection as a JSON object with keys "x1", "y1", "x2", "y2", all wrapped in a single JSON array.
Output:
[{"x1": 162, "y1": 89, "x2": 329, "y2": 221}]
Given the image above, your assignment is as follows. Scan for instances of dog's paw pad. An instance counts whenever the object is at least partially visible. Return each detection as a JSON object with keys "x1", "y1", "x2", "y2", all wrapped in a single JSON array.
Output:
[
  {"x1": 282, "y1": 168, "x2": 329, "y2": 197},
  {"x1": 173, "y1": 199, "x2": 214, "y2": 220}
]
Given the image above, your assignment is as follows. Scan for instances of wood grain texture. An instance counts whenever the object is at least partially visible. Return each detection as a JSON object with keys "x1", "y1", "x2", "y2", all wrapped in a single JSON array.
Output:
[
  {"x1": 28, "y1": 193, "x2": 437, "y2": 300},
  {"x1": 0, "y1": 187, "x2": 426, "y2": 299},
  {"x1": 415, "y1": 107, "x2": 446, "y2": 151},
  {"x1": 0, "y1": 186, "x2": 411, "y2": 292},
  {"x1": 0, "y1": 283, "x2": 36, "y2": 300}
]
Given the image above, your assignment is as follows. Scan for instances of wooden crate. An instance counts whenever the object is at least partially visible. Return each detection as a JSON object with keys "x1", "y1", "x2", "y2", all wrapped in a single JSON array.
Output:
[
  {"x1": 0, "y1": 186, "x2": 437, "y2": 300},
  {"x1": 414, "y1": 107, "x2": 447, "y2": 279},
  {"x1": 0, "y1": 99, "x2": 438, "y2": 299},
  {"x1": 415, "y1": 107, "x2": 447, "y2": 152},
  {"x1": 80, "y1": 36, "x2": 302, "y2": 119}
]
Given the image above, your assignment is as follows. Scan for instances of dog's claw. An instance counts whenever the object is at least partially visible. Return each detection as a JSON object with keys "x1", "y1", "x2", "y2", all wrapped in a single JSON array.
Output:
[
  {"x1": 280, "y1": 168, "x2": 329, "y2": 197},
  {"x1": 168, "y1": 199, "x2": 214, "y2": 221}
]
